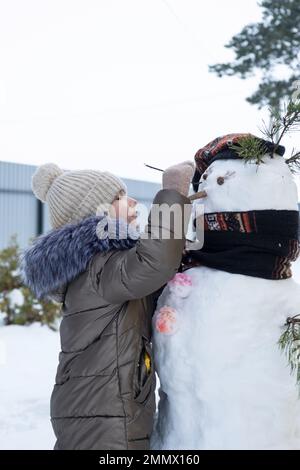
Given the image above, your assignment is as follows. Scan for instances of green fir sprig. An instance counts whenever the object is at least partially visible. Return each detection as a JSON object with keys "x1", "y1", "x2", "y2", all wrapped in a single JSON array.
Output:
[
  {"x1": 229, "y1": 135, "x2": 268, "y2": 165},
  {"x1": 229, "y1": 101, "x2": 300, "y2": 171},
  {"x1": 262, "y1": 101, "x2": 300, "y2": 172},
  {"x1": 278, "y1": 315, "x2": 300, "y2": 393}
]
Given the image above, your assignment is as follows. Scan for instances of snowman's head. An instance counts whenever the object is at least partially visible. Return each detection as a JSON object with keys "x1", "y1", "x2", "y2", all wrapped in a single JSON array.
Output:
[
  {"x1": 192, "y1": 134, "x2": 299, "y2": 214},
  {"x1": 185, "y1": 134, "x2": 300, "y2": 279},
  {"x1": 198, "y1": 154, "x2": 299, "y2": 214}
]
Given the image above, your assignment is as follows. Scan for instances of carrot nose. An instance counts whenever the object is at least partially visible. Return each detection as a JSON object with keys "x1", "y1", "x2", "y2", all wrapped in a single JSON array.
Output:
[{"x1": 189, "y1": 190, "x2": 207, "y2": 201}]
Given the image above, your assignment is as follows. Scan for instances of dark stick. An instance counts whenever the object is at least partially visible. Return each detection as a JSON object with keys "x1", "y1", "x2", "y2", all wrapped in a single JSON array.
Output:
[{"x1": 144, "y1": 163, "x2": 164, "y2": 172}]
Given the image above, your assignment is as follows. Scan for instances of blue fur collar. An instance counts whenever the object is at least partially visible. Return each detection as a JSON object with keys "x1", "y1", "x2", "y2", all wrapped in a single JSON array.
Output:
[{"x1": 20, "y1": 216, "x2": 139, "y2": 300}]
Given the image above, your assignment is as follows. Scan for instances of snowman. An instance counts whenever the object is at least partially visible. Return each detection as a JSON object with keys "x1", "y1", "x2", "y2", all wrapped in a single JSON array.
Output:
[{"x1": 151, "y1": 134, "x2": 300, "y2": 450}]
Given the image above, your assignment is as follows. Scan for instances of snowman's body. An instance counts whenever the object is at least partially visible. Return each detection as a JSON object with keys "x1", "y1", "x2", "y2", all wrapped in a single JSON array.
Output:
[{"x1": 151, "y1": 155, "x2": 300, "y2": 450}]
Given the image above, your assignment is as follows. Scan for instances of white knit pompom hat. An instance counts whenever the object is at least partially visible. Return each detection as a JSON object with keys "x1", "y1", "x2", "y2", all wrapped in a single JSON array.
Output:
[{"x1": 31, "y1": 163, "x2": 127, "y2": 229}]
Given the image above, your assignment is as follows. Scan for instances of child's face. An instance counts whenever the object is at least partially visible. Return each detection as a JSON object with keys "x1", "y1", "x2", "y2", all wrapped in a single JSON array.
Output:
[{"x1": 110, "y1": 191, "x2": 138, "y2": 224}]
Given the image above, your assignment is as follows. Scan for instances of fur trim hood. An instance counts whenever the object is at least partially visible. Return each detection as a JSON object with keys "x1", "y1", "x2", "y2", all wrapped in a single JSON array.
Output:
[{"x1": 20, "y1": 216, "x2": 139, "y2": 300}]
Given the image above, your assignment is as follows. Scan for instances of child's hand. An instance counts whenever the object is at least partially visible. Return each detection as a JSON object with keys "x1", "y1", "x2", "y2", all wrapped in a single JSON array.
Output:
[{"x1": 163, "y1": 161, "x2": 194, "y2": 197}]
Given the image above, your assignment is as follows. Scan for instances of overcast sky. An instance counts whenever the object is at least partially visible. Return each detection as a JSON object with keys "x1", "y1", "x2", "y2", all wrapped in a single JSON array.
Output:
[{"x1": 0, "y1": 0, "x2": 299, "y2": 190}]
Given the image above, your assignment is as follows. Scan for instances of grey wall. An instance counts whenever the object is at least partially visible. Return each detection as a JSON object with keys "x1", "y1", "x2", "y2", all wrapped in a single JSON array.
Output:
[
  {"x1": 0, "y1": 161, "x2": 161, "y2": 249},
  {"x1": 0, "y1": 161, "x2": 39, "y2": 249}
]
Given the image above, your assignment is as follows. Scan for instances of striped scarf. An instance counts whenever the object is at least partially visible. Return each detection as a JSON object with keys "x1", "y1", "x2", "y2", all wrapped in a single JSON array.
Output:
[{"x1": 182, "y1": 210, "x2": 300, "y2": 280}]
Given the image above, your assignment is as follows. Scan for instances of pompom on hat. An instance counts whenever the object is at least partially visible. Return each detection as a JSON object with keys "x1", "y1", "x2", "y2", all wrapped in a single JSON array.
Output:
[
  {"x1": 32, "y1": 163, "x2": 64, "y2": 202},
  {"x1": 31, "y1": 163, "x2": 127, "y2": 229}
]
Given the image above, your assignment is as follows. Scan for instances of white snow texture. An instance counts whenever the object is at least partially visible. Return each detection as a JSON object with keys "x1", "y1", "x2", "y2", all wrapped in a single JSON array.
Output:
[{"x1": 0, "y1": 324, "x2": 60, "y2": 449}]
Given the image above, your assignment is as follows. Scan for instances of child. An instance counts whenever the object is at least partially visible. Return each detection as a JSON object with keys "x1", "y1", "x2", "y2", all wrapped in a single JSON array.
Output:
[{"x1": 21, "y1": 161, "x2": 193, "y2": 450}]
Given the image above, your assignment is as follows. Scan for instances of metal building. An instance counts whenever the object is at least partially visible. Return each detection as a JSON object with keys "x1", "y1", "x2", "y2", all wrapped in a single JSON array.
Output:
[{"x1": 0, "y1": 161, "x2": 161, "y2": 250}]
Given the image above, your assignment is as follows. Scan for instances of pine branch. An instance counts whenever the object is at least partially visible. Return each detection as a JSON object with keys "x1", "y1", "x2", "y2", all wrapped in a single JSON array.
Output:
[
  {"x1": 228, "y1": 102, "x2": 300, "y2": 167},
  {"x1": 285, "y1": 150, "x2": 300, "y2": 174},
  {"x1": 229, "y1": 135, "x2": 268, "y2": 165},
  {"x1": 259, "y1": 100, "x2": 300, "y2": 172},
  {"x1": 260, "y1": 102, "x2": 300, "y2": 156},
  {"x1": 278, "y1": 315, "x2": 300, "y2": 394},
  {"x1": 274, "y1": 102, "x2": 300, "y2": 154}
]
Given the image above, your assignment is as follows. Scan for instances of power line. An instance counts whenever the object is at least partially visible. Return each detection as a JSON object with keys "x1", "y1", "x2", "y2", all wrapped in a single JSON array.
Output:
[{"x1": 160, "y1": 0, "x2": 204, "y2": 51}]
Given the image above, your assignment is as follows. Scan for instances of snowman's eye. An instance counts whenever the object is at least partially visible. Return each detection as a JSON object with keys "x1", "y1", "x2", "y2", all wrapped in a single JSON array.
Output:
[
  {"x1": 216, "y1": 171, "x2": 236, "y2": 185},
  {"x1": 203, "y1": 173, "x2": 208, "y2": 180}
]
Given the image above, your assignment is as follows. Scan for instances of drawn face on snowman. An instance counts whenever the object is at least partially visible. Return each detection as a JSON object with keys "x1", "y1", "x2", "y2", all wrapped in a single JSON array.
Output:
[{"x1": 197, "y1": 154, "x2": 299, "y2": 214}]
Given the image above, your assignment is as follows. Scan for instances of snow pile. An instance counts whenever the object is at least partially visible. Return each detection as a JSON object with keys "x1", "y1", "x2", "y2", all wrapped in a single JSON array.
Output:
[
  {"x1": 0, "y1": 323, "x2": 60, "y2": 449},
  {"x1": 7, "y1": 289, "x2": 24, "y2": 308}
]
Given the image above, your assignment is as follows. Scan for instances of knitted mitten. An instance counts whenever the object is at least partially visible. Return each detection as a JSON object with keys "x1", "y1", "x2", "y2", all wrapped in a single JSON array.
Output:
[{"x1": 163, "y1": 161, "x2": 194, "y2": 197}]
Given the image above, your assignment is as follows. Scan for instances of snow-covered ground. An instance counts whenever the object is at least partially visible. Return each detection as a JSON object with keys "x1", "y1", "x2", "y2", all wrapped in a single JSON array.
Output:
[
  {"x1": 0, "y1": 322, "x2": 60, "y2": 449},
  {"x1": 1, "y1": 260, "x2": 300, "y2": 450}
]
